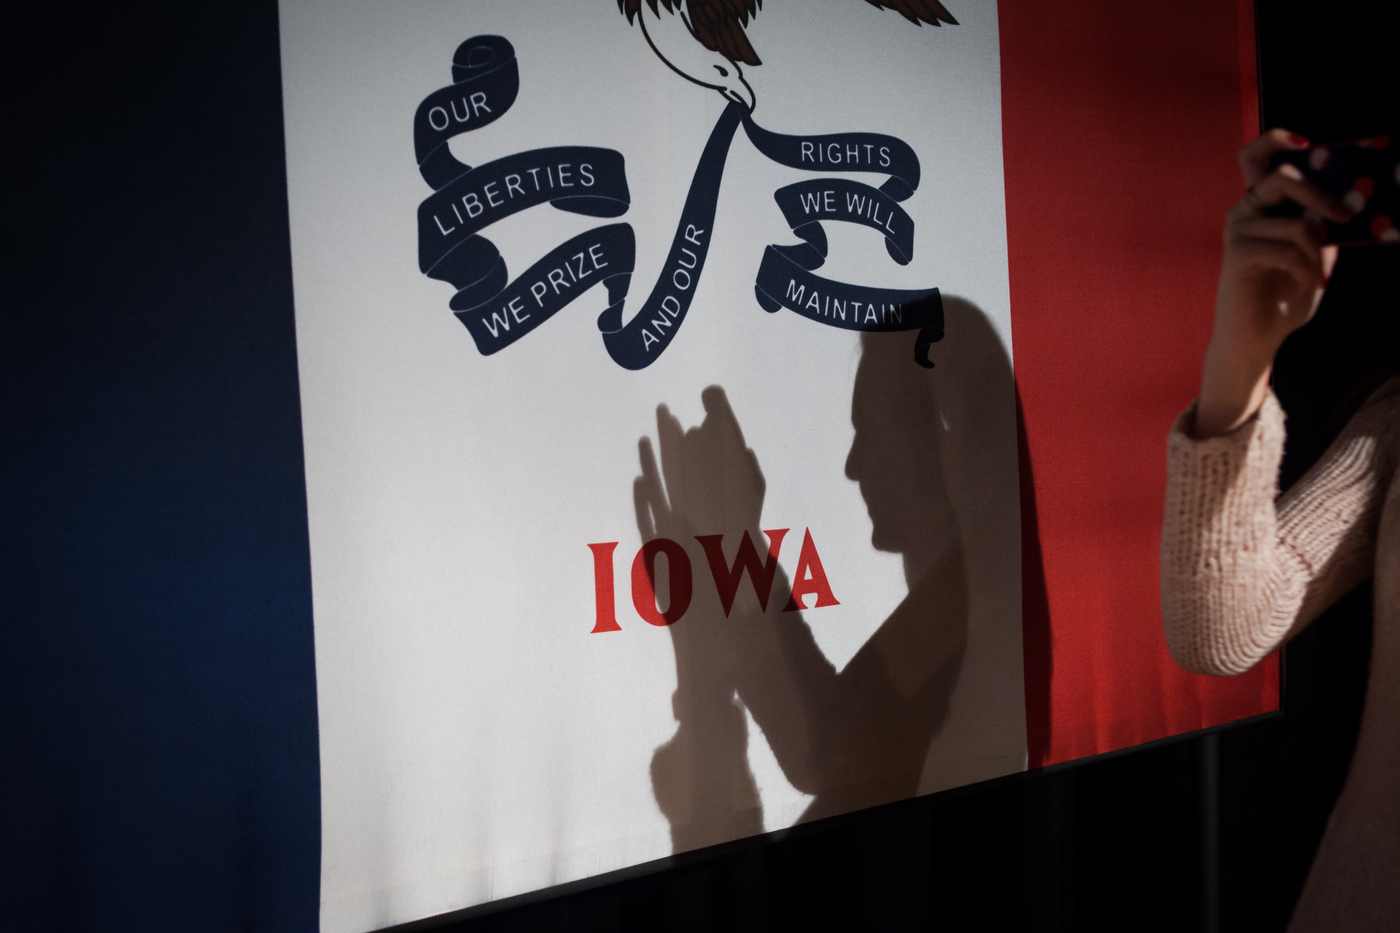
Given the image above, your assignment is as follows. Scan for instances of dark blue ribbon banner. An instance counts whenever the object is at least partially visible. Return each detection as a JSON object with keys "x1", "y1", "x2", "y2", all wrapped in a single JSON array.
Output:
[
  {"x1": 415, "y1": 35, "x2": 943, "y2": 368},
  {"x1": 739, "y1": 115, "x2": 942, "y2": 367},
  {"x1": 597, "y1": 104, "x2": 742, "y2": 369}
]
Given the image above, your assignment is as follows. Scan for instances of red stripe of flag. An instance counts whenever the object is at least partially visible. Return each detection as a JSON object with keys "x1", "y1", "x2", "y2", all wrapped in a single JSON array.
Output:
[{"x1": 999, "y1": 0, "x2": 1279, "y2": 768}]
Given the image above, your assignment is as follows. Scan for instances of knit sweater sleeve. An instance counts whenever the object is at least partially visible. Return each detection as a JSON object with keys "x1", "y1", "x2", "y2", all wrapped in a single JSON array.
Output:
[{"x1": 1160, "y1": 386, "x2": 1395, "y2": 676}]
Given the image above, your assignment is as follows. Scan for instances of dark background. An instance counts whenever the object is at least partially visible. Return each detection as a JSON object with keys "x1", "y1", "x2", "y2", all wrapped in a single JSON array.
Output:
[{"x1": 3, "y1": 2, "x2": 1396, "y2": 931}]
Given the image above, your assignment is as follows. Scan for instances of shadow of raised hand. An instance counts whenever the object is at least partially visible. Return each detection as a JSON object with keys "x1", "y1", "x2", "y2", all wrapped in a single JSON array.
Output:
[{"x1": 634, "y1": 386, "x2": 766, "y2": 852}]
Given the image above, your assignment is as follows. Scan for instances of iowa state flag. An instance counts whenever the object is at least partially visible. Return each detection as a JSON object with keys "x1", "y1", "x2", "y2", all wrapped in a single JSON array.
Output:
[{"x1": 274, "y1": 1, "x2": 1270, "y2": 929}]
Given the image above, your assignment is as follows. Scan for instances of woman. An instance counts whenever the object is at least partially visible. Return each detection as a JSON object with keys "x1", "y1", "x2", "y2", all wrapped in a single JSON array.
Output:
[{"x1": 1160, "y1": 129, "x2": 1400, "y2": 930}]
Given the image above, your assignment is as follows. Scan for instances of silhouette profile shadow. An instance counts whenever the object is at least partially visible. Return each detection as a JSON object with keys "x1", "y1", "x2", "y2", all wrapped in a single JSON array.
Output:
[{"x1": 633, "y1": 297, "x2": 1025, "y2": 852}]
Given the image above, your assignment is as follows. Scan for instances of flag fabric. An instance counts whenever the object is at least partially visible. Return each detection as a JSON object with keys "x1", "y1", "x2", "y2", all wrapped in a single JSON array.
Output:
[{"x1": 274, "y1": 1, "x2": 1271, "y2": 929}]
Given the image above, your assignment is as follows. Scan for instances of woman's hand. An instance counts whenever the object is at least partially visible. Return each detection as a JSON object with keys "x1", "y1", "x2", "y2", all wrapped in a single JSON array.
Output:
[{"x1": 1195, "y1": 129, "x2": 1350, "y2": 438}]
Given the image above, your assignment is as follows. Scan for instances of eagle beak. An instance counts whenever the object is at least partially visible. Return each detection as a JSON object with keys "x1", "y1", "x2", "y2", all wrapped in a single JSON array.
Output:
[
  {"x1": 637, "y1": 9, "x2": 757, "y2": 113},
  {"x1": 717, "y1": 64, "x2": 756, "y2": 113}
]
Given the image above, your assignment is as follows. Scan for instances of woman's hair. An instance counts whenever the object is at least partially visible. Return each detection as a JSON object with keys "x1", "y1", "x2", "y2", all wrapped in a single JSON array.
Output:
[{"x1": 856, "y1": 297, "x2": 1019, "y2": 588}]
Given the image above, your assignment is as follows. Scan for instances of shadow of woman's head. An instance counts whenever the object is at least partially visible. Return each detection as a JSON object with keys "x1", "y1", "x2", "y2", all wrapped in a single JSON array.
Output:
[{"x1": 845, "y1": 299, "x2": 1017, "y2": 580}]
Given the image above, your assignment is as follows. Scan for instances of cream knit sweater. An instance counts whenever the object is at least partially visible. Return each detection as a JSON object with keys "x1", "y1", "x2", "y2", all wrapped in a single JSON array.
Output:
[{"x1": 1161, "y1": 377, "x2": 1400, "y2": 931}]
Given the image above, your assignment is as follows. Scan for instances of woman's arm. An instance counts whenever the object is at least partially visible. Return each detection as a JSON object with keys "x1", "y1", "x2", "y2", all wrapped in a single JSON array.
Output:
[
  {"x1": 1159, "y1": 128, "x2": 1384, "y2": 676},
  {"x1": 1161, "y1": 386, "x2": 1395, "y2": 675}
]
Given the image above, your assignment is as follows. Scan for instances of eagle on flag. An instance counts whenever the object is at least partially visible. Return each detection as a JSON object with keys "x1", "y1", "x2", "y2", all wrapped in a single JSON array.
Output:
[{"x1": 620, "y1": 0, "x2": 959, "y2": 110}]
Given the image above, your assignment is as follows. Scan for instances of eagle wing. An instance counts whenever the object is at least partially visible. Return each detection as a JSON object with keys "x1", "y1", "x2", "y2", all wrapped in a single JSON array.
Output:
[
  {"x1": 618, "y1": 0, "x2": 956, "y2": 69},
  {"x1": 683, "y1": 0, "x2": 764, "y2": 67},
  {"x1": 620, "y1": 0, "x2": 764, "y2": 67},
  {"x1": 861, "y1": 0, "x2": 959, "y2": 27}
]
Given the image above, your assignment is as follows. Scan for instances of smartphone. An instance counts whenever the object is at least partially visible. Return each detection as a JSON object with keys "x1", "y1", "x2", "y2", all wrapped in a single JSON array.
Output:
[{"x1": 1268, "y1": 136, "x2": 1399, "y2": 245}]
